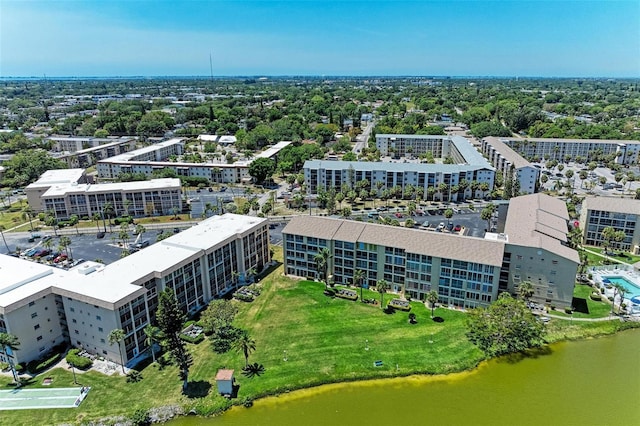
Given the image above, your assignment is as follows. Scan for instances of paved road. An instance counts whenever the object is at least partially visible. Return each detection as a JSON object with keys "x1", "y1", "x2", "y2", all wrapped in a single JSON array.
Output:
[{"x1": 353, "y1": 120, "x2": 374, "y2": 154}]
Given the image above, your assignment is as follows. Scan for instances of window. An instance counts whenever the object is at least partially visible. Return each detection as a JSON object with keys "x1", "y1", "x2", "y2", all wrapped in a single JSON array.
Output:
[
  {"x1": 100, "y1": 338, "x2": 105, "y2": 344},
  {"x1": 29, "y1": 301, "x2": 35, "y2": 307},
  {"x1": 31, "y1": 312, "x2": 38, "y2": 318},
  {"x1": 37, "y1": 336, "x2": 43, "y2": 341},
  {"x1": 70, "y1": 307, "x2": 75, "y2": 312},
  {"x1": 98, "y1": 327, "x2": 103, "y2": 332},
  {"x1": 34, "y1": 324, "x2": 40, "y2": 330},
  {"x1": 39, "y1": 346, "x2": 46, "y2": 352},
  {"x1": 96, "y1": 315, "x2": 101, "y2": 321},
  {"x1": 72, "y1": 319, "x2": 77, "y2": 323},
  {"x1": 74, "y1": 330, "x2": 79, "y2": 335}
]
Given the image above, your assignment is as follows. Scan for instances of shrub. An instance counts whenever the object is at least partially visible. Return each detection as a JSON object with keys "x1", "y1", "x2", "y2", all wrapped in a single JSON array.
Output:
[
  {"x1": 0, "y1": 362, "x2": 9, "y2": 372},
  {"x1": 66, "y1": 349, "x2": 93, "y2": 370},
  {"x1": 564, "y1": 307, "x2": 573, "y2": 314},
  {"x1": 233, "y1": 291, "x2": 254, "y2": 302},
  {"x1": 126, "y1": 370, "x2": 143, "y2": 383},
  {"x1": 130, "y1": 408, "x2": 151, "y2": 426},
  {"x1": 27, "y1": 352, "x2": 61, "y2": 373},
  {"x1": 15, "y1": 363, "x2": 25, "y2": 372},
  {"x1": 590, "y1": 293, "x2": 602, "y2": 301},
  {"x1": 179, "y1": 333, "x2": 205, "y2": 344}
]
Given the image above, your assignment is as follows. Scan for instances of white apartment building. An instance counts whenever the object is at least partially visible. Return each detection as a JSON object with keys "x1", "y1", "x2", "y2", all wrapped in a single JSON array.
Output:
[
  {"x1": 48, "y1": 136, "x2": 136, "y2": 153},
  {"x1": 481, "y1": 137, "x2": 540, "y2": 195},
  {"x1": 25, "y1": 169, "x2": 89, "y2": 212},
  {"x1": 482, "y1": 136, "x2": 640, "y2": 166},
  {"x1": 40, "y1": 178, "x2": 182, "y2": 219},
  {"x1": 0, "y1": 214, "x2": 270, "y2": 367},
  {"x1": 97, "y1": 139, "x2": 291, "y2": 184},
  {"x1": 59, "y1": 139, "x2": 137, "y2": 168}
]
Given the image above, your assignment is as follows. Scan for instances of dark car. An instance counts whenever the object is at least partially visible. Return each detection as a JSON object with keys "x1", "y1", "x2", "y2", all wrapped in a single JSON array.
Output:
[
  {"x1": 173, "y1": 228, "x2": 181, "y2": 234},
  {"x1": 97, "y1": 232, "x2": 106, "y2": 239}
]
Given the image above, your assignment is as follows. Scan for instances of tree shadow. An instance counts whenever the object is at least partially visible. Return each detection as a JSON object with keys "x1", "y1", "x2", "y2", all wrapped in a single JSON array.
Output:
[
  {"x1": 184, "y1": 380, "x2": 212, "y2": 399},
  {"x1": 432, "y1": 316, "x2": 444, "y2": 323},
  {"x1": 497, "y1": 346, "x2": 554, "y2": 364}
]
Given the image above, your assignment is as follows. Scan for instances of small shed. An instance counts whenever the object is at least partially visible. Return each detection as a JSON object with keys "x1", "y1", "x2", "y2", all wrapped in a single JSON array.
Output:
[{"x1": 215, "y1": 369, "x2": 235, "y2": 396}]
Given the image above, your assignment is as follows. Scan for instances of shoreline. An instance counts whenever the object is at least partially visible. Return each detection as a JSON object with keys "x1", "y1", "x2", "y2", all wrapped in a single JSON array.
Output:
[{"x1": 172, "y1": 322, "x2": 640, "y2": 423}]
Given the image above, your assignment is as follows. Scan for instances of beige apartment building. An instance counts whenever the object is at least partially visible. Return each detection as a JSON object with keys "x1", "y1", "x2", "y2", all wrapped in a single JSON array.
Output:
[
  {"x1": 283, "y1": 193, "x2": 578, "y2": 309},
  {"x1": 580, "y1": 196, "x2": 640, "y2": 252},
  {"x1": 0, "y1": 214, "x2": 269, "y2": 367}
]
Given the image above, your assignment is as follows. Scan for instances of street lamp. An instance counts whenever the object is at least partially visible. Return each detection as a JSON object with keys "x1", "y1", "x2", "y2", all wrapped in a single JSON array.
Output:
[
  {"x1": 70, "y1": 362, "x2": 78, "y2": 385},
  {"x1": 365, "y1": 339, "x2": 369, "y2": 351}
]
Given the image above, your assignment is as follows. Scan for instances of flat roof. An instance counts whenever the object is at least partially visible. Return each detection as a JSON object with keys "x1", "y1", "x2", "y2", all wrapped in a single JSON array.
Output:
[
  {"x1": 0, "y1": 214, "x2": 266, "y2": 312},
  {"x1": 499, "y1": 137, "x2": 640, "y2": 146},
  {"x1": 26, "y1": 168, "x2": 85, "y2": 188},
  {"x1": 101, "y1": 138, "x2": 184, "y2": 163},
  {"x1": 303, "y1": 159, "x2": 493, "y2": 174},
  {"x1": 42, "y1": 178, "x2": 181, "y2": 197},
  {"x1": 254, "y1": 141, "x2": 293, "y2": 159}
]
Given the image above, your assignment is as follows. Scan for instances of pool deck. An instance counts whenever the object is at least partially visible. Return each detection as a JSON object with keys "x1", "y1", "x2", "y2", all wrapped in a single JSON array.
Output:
[{"x1": 591, "y1": 266, "x2": 640, "y2": 313}]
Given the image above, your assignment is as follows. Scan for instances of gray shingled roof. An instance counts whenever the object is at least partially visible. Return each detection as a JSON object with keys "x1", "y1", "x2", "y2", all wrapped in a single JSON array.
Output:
[
  {"x1": 283, "y1": 216, "x2": 505, "y2": 266},
  {"x1": 582, "y1": 196, "x2": 640, "y2": 216},
  {"x1": 483, "y1": 136, "x2": 534, "y2": 169}
]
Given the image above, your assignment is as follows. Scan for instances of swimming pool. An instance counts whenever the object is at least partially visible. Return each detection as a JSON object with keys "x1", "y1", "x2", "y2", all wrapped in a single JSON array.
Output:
[{"x1": 603, "y1": 276, "x2": 640, "y2": 299}]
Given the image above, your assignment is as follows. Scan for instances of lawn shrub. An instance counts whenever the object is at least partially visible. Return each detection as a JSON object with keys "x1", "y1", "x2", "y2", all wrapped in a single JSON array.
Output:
[
  {"x1": 66, "y1": 349, "x2": 93, "y2": 369},
  {"x1": 590, "y1": 293, "x2": 602, "y2": 301},
  {"x1": 130, "y1": 408, "x2": 151, "y2": 426},
  {"x1": 0, "y1": 362, "x2": 9, "y2": 371},
  {"x1": 180, "y1": 333, "x2": 205, "y2": 344},
  {"x1": 27, "y1": 352, "x2": 61, "y2": 373}
]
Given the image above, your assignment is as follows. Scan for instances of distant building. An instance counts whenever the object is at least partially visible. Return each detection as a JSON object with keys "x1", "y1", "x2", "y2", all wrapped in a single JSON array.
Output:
[
  {"x1": 48, "y1": 135, "x2": 136, "y2": 154},
  {"x1": 580, "y1": 197, "x2": 640, "y2": 253},
  {"x1": 40, "y1": 178, "x2": 182, "y2": 219},
  {"x1": 481, "y1": 137, "x2": 540, "y2": 195},
  {"x1": 58, "y1": 138, "x2": 137, "y2": 168},
  {"x1": 25, "y1": 169, "x2": 89, "y2": 212}
]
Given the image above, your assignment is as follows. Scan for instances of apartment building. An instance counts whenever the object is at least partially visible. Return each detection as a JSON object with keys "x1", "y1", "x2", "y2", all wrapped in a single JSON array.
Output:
[
  {"x1": 376, "y1": 134, "x2": 488, "y2": 164},
  {"x1": 482, "y1": 136, "x2": 640, "y2": 166},
  {"x1": 481, "y1": 137, "x2": 540, "y2": 195},
  {"x1": 40, "y1": 178, "x2": 182, "y2": 219},
  {"x1": 48, "y1": 135, "x2": 136, "y2": 153},
  {"x1": 25, "y1": 169, "x2": 89, "y2": 212},
  {"x1": 0, "y1": 214, "x2": 269, "y2": 367},
  {"x1": 579, "y1": 197, "x2": 640, "y2": 252},
  {"x1": 59, "y1": 138, "x2": 137, "y2": 168},
  {"x1": 304, "y1": 160, "x2": 495, "y2": 202},
  {"x1": 283, "y1": 193, "x2": 578, "y2": 309}
]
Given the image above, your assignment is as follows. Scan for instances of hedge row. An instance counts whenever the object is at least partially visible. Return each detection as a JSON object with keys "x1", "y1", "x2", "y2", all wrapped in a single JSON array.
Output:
[
  {"x1": 179, "y1": 333, "x2": 205, "y2": 344},
  {"x1": 27, "y1": 353, "x2": 61, "y2": 374},
  {"x1": 66, "y1": 349, "x2": 93, "y2": 369}
]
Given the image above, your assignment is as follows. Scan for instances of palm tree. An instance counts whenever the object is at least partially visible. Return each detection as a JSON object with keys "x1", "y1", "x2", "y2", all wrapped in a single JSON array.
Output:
[
  {"x1": 59, "y1": 236, "x2": 72, "y2": 260},
  {"x1": 144, "y1": 325, "x2": 163, "y2": 364},
  {"x1": 611, "y1": 284, "x2": 626, "y2": 316},
  {"x1": 0, "y1": 225, "x2": 10, "y2": 254},
  {"x1": 103, "y1": 202, "x2": 115, "y2": 231},
  {"x1": 92, "y1": 212, "x2": 102, "y2": 232},
  {"x1": 108, "y1": 328, "x2": 126, "y2": 374},
  {"x1": 376, "y1": 279, "x2": 389, "y2": 309},
  {"x1": 426, "y1": 290, "x2": 439, "y2": 318},
  {"x1": 517, "y1": 281, "x2": 534, "y2": 302},
  {"x1": 0, "y1": 332, "x2": 20, "y2": 383},
  {"x1": 314, "y1": 247, "x2": 332, "y2": 288},
  {"x1": 69, "y1": 214, "x2": 80, "y2": 235},
  {"x1": 232, "y1": 330, "x2": 256, "y2": 367},
  {"x1": 353, "y1": 269, "x2": 365, "y2": 302}
]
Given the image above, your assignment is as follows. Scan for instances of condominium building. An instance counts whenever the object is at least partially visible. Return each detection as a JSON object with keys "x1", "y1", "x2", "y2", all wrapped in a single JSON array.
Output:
[
  {"x1": 97, "y1": 139, "x2": 292, "y2": 184},
  {"x1": 376, "y1": 134, "x2": 487, "y2": 164},
  {"x1": 481, "y1": 137, "x2": 540, "y2": 195},
  {"x1": 25, "y1": 169, "x2": 89, "y2": 212},
  {"x1": 283, "y1": 193, "x2": 578, "y2": 309},
  {"x1": 48, "y1": 135, "x2": 136, "y2": 153},
  {"x1": 304, "y1": 160, "x2": 495, "y2": 202},
  {"x1": 482, "y1": 136, "x2": 640, "y2": 166},
  {"x1": 0, "y1": 214, "x2": 269, "y2": 367},
  {"x1": 59, "y1": 138, "x2": 137, "y2": 168},
  {"x1": 579, "y1": 197, "x2": 640, "y2": 252},
  {"x1": 40, "y1": 178, "x2": 182, "y2": 219}
]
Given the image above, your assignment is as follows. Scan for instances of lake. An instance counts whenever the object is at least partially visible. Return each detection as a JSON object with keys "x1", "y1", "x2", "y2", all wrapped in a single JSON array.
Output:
[{"x1": 171, "y1": 329, "x2": 640, "y2": 426}]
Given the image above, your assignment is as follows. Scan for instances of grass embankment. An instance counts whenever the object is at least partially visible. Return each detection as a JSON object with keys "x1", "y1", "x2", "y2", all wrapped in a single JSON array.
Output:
[
  {"x1": 583, "y1": 246, "x2": 640, "y2": 265},
  {"x1": 1, "y1": 249, "x2": 638, "y2": 425}
]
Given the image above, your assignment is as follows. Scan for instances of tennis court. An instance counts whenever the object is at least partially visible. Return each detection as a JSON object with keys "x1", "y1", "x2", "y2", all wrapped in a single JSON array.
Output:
[{"x1": 0, "y1": 386, "x2": 90, "y2": 410}]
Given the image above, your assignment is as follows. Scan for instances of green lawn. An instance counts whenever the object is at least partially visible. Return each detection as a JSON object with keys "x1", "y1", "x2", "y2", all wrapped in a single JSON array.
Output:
[
  {"x1": 584, "y1": 246, "x2": 640, "y2": 265},
  {"x1": 547, "y1": 283, "x2": 613, "y2": 319},
  {"x1": 1, "y1": 248, "x2": 637, "y2": 425}
]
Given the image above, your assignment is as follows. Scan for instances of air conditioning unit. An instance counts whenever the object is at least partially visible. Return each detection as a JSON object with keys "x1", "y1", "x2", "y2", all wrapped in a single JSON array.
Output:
[{"x1": 633, "y1": 245, "x2": 640, "y2": 256}]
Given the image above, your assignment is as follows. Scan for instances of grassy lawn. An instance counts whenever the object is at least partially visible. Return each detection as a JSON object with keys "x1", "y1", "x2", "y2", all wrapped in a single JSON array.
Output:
[
  {"x1": 1, "y1": 247, "x2": 637, "y2": 424},
  {"x1": 546, "y1": 283, "x2": 613, "y2": 319},
  {"x1": 584, "y1": 246, "x2": 640, "y2": 265}
]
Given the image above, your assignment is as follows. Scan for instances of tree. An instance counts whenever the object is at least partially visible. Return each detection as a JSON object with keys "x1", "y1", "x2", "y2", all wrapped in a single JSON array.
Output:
[
  {"x1": 426, "y1": 290, "x2": 438, "y2": 318},
  {"x1": 69, "y1": 214, "x2": 80, "y2": 235},
  {"x1": 314, "y1": 247, "x2": 332, "y2": 288},
  {"x1": 143, "y1": 325, "x2": 163, "y2": 364},
  {"x1": 199, "y1": 299, "x2": 239, "y2": 335},
  {"x1": 353, "y1": 269, "x2": 366, "y2": 302},
  {"x1": 248, "y1": 157, "x2": 276, "y2": 184},
  {"x1": 601, "y1": 226, "x2": 625, "y2": 253},
  {"x1": 0, "y1": 332, "x2": 20, "y2": 383},
  {"x1": 466, "y1": 293, "x2": 545, "y2": 357},
  {"x1": 611, "y1": 284, "x2": 626, "y2": 316},
  {"x1": 157, "y1": 289, "x2": 192, "y2": 392},
  {"x1": 516, "y1": 281, "x2": 534, "y2": 302},
  {"x1": 376, "y1": 279, "x2": 389, "y2": 309},
  {"x1": 480, "y1": 204, "x2": 496, "y2": 231},
  {"x1": 0, "y1": 225, "x2": 10, "y2": 254},
  {"x1": 59, "y1": 236, "x2": 72, "y2": 260},
  {"x1": 232, "y1": 329, "x2": 256, "y2": 367},
  {"x1": 444, "y1": 208, "x2": 453, "y2": 224},
  {"x1": 108, "y1": 328, "x2": 126, "y2": 374}
]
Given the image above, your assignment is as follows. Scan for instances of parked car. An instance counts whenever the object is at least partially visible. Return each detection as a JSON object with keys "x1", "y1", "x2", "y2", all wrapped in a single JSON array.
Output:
[
  {"x1": 97, "y1": 231, "x2": 106, "y2": 239},
  {"x1": 46, "y1": 252, "x2": 61, "y2": 261},
  {"x1": 220, "y1": 186, "x2": 228, "y2": 192},
  {"x1": 437, "y1": 222, "x2": 445, "y2": 231},
  {"x1": 54, "y1": 254, "x2": 68, "y2": 263},
  {"x1": 134, "y1": 240, "x2": 150, "y2": 249},
  {"x1": 453, "y1": 224, "x2": 462, "y2": 232},
  {"x1": 395, "y1": 212, "x2": 403, "y2": 218},
  {"x1": 377, "y1": 206, "x2": 388, "y2": 211}
]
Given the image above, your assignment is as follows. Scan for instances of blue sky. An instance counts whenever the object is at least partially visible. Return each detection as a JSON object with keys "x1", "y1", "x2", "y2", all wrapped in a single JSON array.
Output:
[{"x1": 1, "y1": 1, "x2": 639, "y2": 77}]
